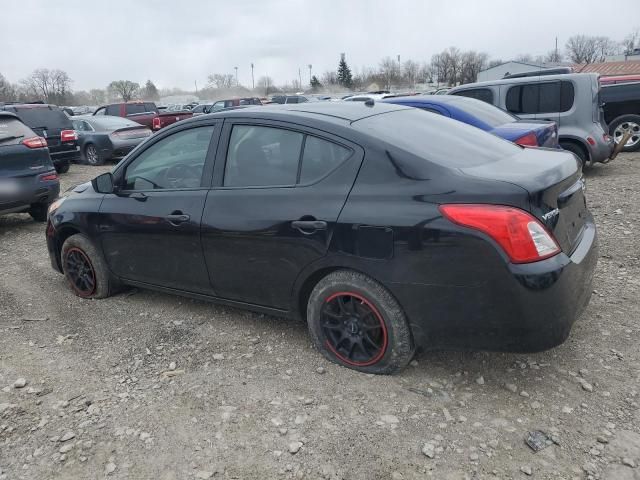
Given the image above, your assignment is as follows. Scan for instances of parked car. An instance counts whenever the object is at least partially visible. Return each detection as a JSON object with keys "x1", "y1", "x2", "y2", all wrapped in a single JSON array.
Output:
[
  {"x1": 448, "y1": 73, "x2": 614, "y2": 166},
  {"x1": 71, "y1": 116, "x2": 152, "y2": 165},
  {"x1": 47, "y1": 102, "x2": 597, "y2": 374},
  {"x1": 600, "y1": 81, "x2": 640, "y2": 152},
  {"x1": 270, "y1": 95, "x2": 316, "y2": 104},
  {"x1": 0, "y1": 111, "x2": 60, "y2": 221},
  {"x1": 93, "y1": 101, "x2": 192, "y2": 132},
  {"x1": 0, "y1": 103, "x2": 80, "y2": 173},
  {"x1": 384, "y1": 95, "x2": 559, "y2": 147},
  {"x1": 191, "y1": 104, "x2": 213, "y2": 116},
  {"x1": 600, "y1": 75, "x2": 640, "y2": 85},
  {"x1": 208, "y1": 98, "x2": 263, "y2": 112},
  {"x1": 431, "y1": 88, "x2": 451, "y2": 95},
  {"x1": 343, "y1": 93, "x2": 396, "y2": 102}
]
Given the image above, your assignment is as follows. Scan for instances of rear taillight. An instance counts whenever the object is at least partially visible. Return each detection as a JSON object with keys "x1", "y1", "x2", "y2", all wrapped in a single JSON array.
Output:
[
  {"x1": 60, "y1": 130, "x2": 78, "y2": 142},
  {"x1": 515, "y1": 132, "x2": 538, "y2": 147},
  {"x1": 22, "y1": 136, "x2": 47, "y2": 149},
  {"x1": 40, "y1": 173, "x2": 58, "y2": 182},
  {"x1": 439, "y1": 204, "x2": 560, "y2": 264},
  {"x1": 586, "y1": 136, "x2": 596, "y2": 146},
  {"x1": 152, "y1": 117, "x2": 161, "y2": 130}
]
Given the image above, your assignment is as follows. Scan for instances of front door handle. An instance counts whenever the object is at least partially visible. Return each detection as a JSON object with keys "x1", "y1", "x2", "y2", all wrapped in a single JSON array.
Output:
[
  {"x1": 165, "y1": 212, "x2": 190, "y2": 225},
  {"x1": 291, "y1": 220, "x2": 327, "y2": 233}
]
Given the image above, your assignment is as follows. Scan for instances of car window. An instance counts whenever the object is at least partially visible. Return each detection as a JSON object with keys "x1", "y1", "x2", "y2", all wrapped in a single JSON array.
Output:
[
  {"x1": 71, "y1": 120, "x2": 91, "y2": 132},
  {"x1": 192, "y1": 105, "x2": 205, "y2": 113},
  {"x1": 506, "y1": 81, "x2": 574, "y2": 114},
  {"x1": 125, "y1": 104, "x2": 147, "y2": 115},
  {"x1": 451, "y1": 88, "x2": 494, "y2": 104},
  {"x1": 211, "y1": 101, "x2": 225, "y2": 111},
  {"x1": 106, "y1": 105, "x2": 120, "y2": 116},
  {"x1": 94, "y1": 107, "x2": 106, "y2": 116},
  {"x1": 285, "y1": 96, "x2": 299, "y2": 104},
  {"x1": 224, "y1": 125, "x2": 304, "y2": 187},
  {"x1": 0, "y1": 117, "x2": 34, "y2": 145},
  {"x1": 123, "y1": 126, "x2": 214, "y2": 191},
  {"x1": 447, "y1": 97, "x2": 518, "y2": 127},
  {"x1": 144, "y1": 103, "x2": 157, "y2": 113},
  {"x1": 559, "y1": 81, "x2": 575, "y2": 112},
  {"x1": 300, "y1": 136, "x2": 351, "y2": 184},
  {"x1": 506, "y1": 84, "x2": 539, "y2": 114}
]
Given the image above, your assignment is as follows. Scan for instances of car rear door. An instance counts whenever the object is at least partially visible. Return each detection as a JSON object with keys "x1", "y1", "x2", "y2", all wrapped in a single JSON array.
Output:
[
  {"x1": 201, "y1": 120, "x2": 363, "y2": 309},
  {"x1": 97, "y1": 120, "x2": 220, "y2": 294}
]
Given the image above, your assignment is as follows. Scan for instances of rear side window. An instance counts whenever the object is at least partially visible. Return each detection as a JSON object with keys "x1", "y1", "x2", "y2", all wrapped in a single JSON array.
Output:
[
  {"x1": 300, "y1": 136, "x2": 351, "y2": 184},
  {"x1": 0, "y1": 118, "x2": 34, "y2": 145},
  {"x1": 224, "y1": 125, "x2": 304, "y2": 187},
  {"x1": 11, "y1": 107, "x2": 72, "y2": 132},
  {"x1": 125, "y1": 104, "x2": 147, "y2": 115},
  {"x1": 506, "y1": 81, "x2": 574, "y2": 114},
  {"x1": 452, "y1": 88, "x2": 494, "y2": 104}
]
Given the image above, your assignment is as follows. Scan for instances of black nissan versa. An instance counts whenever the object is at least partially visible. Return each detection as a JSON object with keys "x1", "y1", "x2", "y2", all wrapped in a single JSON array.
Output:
[
  {"x1": 1, "y1": 112, "x2": 60, "y2": 221},
  {"x1": 46, "y1": 102, "x2": 597, "y2": 374}
]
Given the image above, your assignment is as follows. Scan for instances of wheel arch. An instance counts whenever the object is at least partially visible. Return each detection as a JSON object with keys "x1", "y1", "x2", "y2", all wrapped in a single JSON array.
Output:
[
  {"x1": 559, "y1": 136, "x2": 590, "y2": 163},
  {"x1": 52, "y1": 225, "x2": 85, "y2": 271}
]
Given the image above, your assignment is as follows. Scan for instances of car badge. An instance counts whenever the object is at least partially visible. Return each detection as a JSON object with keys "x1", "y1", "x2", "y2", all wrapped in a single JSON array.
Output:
[{"x1": 541, "y1": 208, "x2": 560, "y2": 221}]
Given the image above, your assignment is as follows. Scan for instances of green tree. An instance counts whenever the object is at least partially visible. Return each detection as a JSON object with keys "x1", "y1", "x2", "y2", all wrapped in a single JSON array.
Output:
[
  {"x1": 310, "y1": 75, "x2": 322, "y2": 92},
  {"x1": 108, "y1": 80, "x2": 139, "y2": 102},
  {"x1": 337, "y1": 54, "x2": 353, "y2": 89},
  {"x1": 142, "y1": 80, "x2": 160, "y2": 101}
]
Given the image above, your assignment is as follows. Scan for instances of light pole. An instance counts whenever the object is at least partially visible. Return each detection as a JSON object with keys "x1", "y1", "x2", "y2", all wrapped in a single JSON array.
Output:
[
  {"x1": 251, "y1": 63, "x2": 255, "y2": 90},
  {"x1": 234, "y1": 66, "x2": 238, "y2": 86},
  {"x1": 298, "y1": 68, "x2": 302, "y2": 91},
  {"x1": 308, "y1": 64, "x2": 312, "y2": 84}
]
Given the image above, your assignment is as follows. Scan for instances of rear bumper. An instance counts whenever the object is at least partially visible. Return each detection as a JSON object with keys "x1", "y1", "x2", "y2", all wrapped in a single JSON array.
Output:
[
  {"x1": 0, "y1": 180, "x2": 60, "y2": 215},
  {"x1": 50, "y1": 147, "x2": 81, "y2": 165},
  {"x1": 392, "y1": 221, "x2": 598, "y2": 353},
  {"x1": 588, "y1": 132, "x2": 614, "y2": 164}
]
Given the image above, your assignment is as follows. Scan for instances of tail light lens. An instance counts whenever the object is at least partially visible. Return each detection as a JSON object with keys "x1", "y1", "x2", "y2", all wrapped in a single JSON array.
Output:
[
  {"x1": 40, "y1": 173, "x2": 59, "y2": 182},
  {"x1": 60, "y1": 130, "x2": 78, "y2": 142},
  {"x1": 439, "y1": 204, "x2": 560, "y2": 264},
  {"x1": 586, "y1": 136, "x2": 596, "y2": 146},
  {"x1": 514, "y1": 132, "x2": 538, "y2": 147},
  {"x1": 22, "y1": 136, "x2": 48, "y2": 149},
  {"x1": 152, "y1": 117, "x2": 161, "y2": 130}
]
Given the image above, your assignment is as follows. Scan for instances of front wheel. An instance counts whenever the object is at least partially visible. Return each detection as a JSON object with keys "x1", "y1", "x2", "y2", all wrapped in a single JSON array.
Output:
[
  {"x1": 61, "y1": 234, "x2": 117, "y2": 299},
  {"x1": 307, "y1": 270, "x2": 414, "y2": 374},
  {"x1": 609, "y1": 115, "x2": 640, "y2": 152}
]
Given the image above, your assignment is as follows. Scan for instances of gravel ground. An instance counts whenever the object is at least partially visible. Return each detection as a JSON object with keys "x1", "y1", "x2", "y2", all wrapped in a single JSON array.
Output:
[{"x1": 0, "y1": 153, "x2": 639, "y2": 480}]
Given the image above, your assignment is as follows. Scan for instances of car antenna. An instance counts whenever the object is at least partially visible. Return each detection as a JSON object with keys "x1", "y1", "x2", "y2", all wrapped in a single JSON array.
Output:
[{"x1": 364, "y1": 99, "x2": 375, "y2": 107}]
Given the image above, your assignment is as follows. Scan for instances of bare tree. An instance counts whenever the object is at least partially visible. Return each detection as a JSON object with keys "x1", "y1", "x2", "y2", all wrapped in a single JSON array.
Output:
[
  {"x1": 256, "y1": 76, "x2": 274, "y2": 96},
  {"x1": 622, "y1": 28, "x2": 639, "y2": 54},
  {"x1": 207, "y1": 74, "x2": 234, "y2": 89},
  {"x1": 402, "y1": 60, "x2": 420, "y2": 88},
  {"x1": 89, "y1": 89, "x2": 106, "y2": 105},
  {"x1": 21, "y1": 68, "x2": 72, "y2": 103},
  {"x1": 107, "y1": 80, "x2": 140, "y2": 102},
  {"x1": 595, "y1": 37, "x2": 621, "y2": 61},
  {"x1": 544, "y1": 49, "x2": 563, "y2": 63},
  {"x1": 320, "y1": 71, "x2": 338, "y2": 86},
  {"x1": 458, "y1": 51, "x2": 488, "y2": 84},
  {"x1": 0, "y1": 73, "x2": 16, "y2": 102},
  {"x1": 378, "y1": 57, "x2": 400, "y2": 89},
  {"x1": 565, "y1": 35, "x2": 618, "y2": 64}
]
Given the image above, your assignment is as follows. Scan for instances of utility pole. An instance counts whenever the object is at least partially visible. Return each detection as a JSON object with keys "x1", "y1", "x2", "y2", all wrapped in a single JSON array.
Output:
[
  {"x1": 251, "y1": 63, "x2": 255, "y2": 90},
  {"x1": 298, "y1": 68, "x2": 302, "y2": 91},
  {"x1": 308, "y1": 64, "x2": 312, "y2": 84},
  {"x1": 194, "y1": 80, "x2": 198, "y2": 95},
  {"x1": 234, "y1": 66, "x2": 238, "y2": 86},
  {"x1": 555, "y1": 36, "x2": 558, "y2": 62}
]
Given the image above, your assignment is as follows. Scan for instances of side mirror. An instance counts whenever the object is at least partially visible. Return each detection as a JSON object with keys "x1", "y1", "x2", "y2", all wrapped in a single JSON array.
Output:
[{"x1": 92, "y1": 172, "x2": 115, "y2": 194}]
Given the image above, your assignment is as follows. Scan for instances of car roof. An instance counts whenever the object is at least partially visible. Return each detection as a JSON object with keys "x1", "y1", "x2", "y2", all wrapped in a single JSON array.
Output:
[
  {"x1": 387, "y1": 95, "x2": 472, "y2": 106},
  {"x1": 208, "y1": 101, "x2": 411, "y2": 124},
  {"x1": 449, "y1": 72, "x2": 599, "y2": 91}
]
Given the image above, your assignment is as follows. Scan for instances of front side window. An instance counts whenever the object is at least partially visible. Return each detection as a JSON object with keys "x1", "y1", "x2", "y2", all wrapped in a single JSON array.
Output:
[
  {"x1": 452, "y1": 88, "x2": 494, "y2": 104},
  {"x1": 106, "y1": 105, "x2": 120, "y2": 116},
  {"x1": 211, "y1": 101, "x2": 225, "y2": 111},
  {"x1": 224, "y1": 125, "x2": 304, "y2": 187},
  {"x1": 123, "y1": 126, "x2": 214, "y2": 190}
]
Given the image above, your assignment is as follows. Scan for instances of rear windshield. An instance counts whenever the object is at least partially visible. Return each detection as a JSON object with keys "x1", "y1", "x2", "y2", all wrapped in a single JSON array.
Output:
[
  {"x1": 11, "y1": 107, "x2": 72, "y2": 131},
  {"x1": 355, "y1": 109, "x2": 520, "y2": 167},
  {"x1": 447, "y1": 97, "x2": 517, "y2": 127},
  {"x1": 0, "y1": 117, "x2": 34, "y2": 145}
]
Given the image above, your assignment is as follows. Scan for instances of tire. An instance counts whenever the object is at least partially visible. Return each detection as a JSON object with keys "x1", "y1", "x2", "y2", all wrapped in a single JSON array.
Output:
[
  {"x1": 55, "y1": 161, "x2": 70, "y2": 174},
  {"x1": 28, "y1": 203, "x2": 48, "y2": 222},
  {"x1": 560, "y1": 142, "x2": 588, "y2": 167},
  {"x1": 61, "y1": 233, "x2": 118, "y2": 299},
  {"x1": 609, "y1": 115, "x2": 640, "y2": 152},
  {"x1": 84, "y1": 144, "x2": 105, "y2": 166},
  {"x1": 307, "y1": 270, "x2": 415, "y2": 374}
]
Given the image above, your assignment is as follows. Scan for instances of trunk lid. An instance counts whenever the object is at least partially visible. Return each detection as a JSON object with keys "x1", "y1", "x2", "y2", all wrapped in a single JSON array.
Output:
[{"x1": 460, "y1": 148, "x2": 587, "y2": 255}]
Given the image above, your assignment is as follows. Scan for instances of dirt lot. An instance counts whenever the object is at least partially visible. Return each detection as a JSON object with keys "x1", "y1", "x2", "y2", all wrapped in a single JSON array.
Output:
[{"x1": 1, "y1": 153, "x2": 639, "y2": 480}]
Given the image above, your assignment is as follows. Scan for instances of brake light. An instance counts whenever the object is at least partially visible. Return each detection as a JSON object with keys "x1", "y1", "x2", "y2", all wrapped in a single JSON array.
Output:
[
  {"x1": 22, "y1": 136, "x2": 47, "y2": 148},
  {"x1": 586, "y1": 136, "x2": 596, "y2": 146},
  {"x1": 439, "y1": 204, "x2": 560, "y2": 264},
  {"x1": 152, "y1": 117, "x2": 161, "y2": 130},
  {"x1": 515, "y1": 132, "x2": 538, "y2": 147},
  {"x1": 40, "y1": 173, "x2": 58, "y2": 182},
  {"x1": 60, "y1": 130, "x2": 78, "y2": 142}
]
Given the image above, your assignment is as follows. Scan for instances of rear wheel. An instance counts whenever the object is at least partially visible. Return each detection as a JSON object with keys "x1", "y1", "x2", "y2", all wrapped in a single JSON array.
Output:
[
  {"x1": 560, "y1": 142, "x2": 588, "y2": 167},
  {"x1": 609, "y1": 115, "x2": 640, "y2": 152},
  {"x1": 28, "y1": 203, "x2": 48, "y2": 222},
  {"x1": 55, "y1": 161, "x2": 70, "y2": 174},
  {"x1": 307, "y1": 270, "x2": 414, "y2": 374},
  {"x1": 85, "y1": 144, "x2": 105, "y2": 166},
  {"x1": 61, "y1": 234, "x2": 117, "y2": 299}
]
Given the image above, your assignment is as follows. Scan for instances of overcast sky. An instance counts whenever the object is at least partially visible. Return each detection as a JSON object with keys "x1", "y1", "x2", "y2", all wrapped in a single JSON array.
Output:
[{"x1": 2, "y1": 0, "x2": 637, "y2": 91}]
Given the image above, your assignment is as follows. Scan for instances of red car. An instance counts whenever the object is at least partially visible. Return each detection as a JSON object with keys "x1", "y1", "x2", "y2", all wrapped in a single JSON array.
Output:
[{"x1": 93, "y1": 101, "x2": 192, "y2": 131}]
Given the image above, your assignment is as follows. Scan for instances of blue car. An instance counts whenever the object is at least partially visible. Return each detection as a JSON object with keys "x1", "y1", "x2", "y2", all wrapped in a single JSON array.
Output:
[{"x1": 383, "y1": 95, "x2": 559, "y2": 148}]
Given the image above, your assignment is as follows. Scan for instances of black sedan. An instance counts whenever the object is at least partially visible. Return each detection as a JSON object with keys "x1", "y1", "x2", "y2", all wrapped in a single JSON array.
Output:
[
  {"x1": 71, "y1": 116, "x2": 152, "y2": 165},
  {"x1": 1, "y1": 112, "x2": 59, "y2": 221},
  {"x1": 46, "y1": 102, "x2": 597, "y2": 373}
]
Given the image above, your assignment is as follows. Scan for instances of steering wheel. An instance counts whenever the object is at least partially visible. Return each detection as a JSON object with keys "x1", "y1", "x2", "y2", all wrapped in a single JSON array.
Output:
[{"x1": 162, "y1": 164, "x2": 201, "y2": 188}]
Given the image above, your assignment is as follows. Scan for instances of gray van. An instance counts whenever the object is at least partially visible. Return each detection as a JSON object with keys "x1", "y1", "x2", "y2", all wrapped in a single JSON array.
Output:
[{"x1": 448, "y1": 72, "x2": 613, "y2": 166}]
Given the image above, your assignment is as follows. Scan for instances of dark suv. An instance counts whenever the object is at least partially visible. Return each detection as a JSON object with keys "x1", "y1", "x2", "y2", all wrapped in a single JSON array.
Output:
[
  {"x1": 0, "y1": 103, "x2": 80, "y2": 173},
  {"x1": 0, "y1": 112, "x2": 60, "y2": 221}
]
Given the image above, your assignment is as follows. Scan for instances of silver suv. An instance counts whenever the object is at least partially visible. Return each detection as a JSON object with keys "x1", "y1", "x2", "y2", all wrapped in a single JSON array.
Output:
[{"x1": 448, "y1": 72, "x2": 613, "y2": 166}]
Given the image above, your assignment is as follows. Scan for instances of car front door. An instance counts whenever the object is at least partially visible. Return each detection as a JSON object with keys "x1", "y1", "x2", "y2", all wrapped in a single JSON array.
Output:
[
  {"x1": 201, "y1": 120, "x2": 363, "y2": 309},
  {"x1": 97, "y1": 122, "x2": 220, "y2": 294}
]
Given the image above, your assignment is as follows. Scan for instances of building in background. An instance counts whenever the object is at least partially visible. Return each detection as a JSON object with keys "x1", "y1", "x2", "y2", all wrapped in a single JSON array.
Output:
[{"x1": 477, "y1": 61, "x2": 551, "y2": 82}]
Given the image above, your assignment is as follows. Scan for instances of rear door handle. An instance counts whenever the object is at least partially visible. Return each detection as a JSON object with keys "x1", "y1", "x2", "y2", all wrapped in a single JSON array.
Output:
[
  {"x1": 165, "y1": 213, "x2": 190, "y2": 225},
  {"x1": 291, "y1": 220, "x2": 327, "y2": 233}
]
